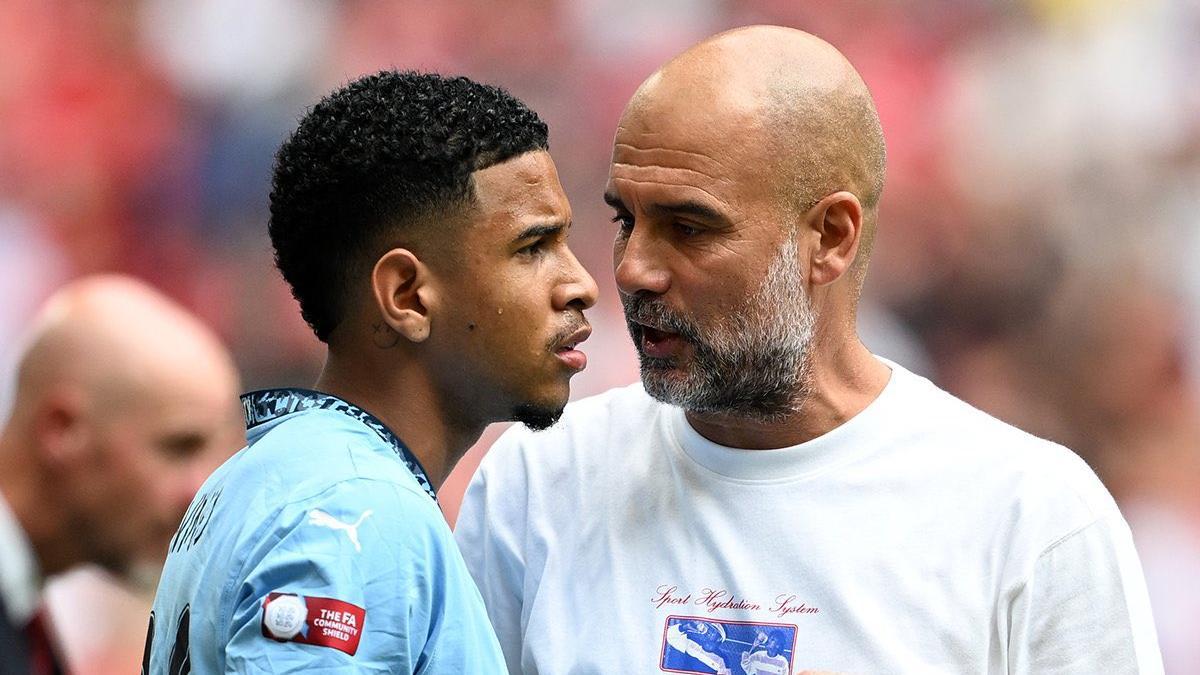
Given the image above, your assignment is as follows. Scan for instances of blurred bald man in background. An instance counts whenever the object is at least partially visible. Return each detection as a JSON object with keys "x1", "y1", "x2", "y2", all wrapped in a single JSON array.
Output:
[
  {"x1": 456, "y1": 26, "x2": 1163, "y2": 673},
  {"x1": 0, "y1": 275, "x2": 242, "y2": 674}
]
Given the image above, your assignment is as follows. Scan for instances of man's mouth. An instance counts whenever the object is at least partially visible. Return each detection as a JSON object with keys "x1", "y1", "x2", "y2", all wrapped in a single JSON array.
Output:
[
  {"x1": 637, "y1": 322, "x2": 685, "y2": 359},
  {"x1": 553, "y1": 324, "x2": 592, "y2": 371}
]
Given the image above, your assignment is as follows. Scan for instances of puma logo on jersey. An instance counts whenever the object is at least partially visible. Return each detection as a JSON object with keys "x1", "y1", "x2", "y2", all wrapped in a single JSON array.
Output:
[{"x1": 307, "y1": 509, "x2": 373, "y2": 552}]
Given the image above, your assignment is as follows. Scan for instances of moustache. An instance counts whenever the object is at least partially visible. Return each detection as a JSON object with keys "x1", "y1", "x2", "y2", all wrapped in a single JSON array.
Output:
[
  {"x1": 545, "y1": 314, "x2": 592, "y2": 351},
  {"x1": 620, "y1": 293, "x2": 700, "y2": 343}
]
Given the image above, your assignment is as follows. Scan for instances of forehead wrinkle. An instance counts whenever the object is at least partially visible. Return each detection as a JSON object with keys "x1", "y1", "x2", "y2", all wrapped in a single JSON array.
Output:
[
  {"x1": 612, "y1": 142, "x2": 733, "y2": 177},
  {"x1": 611, "y1": 162, "x2": 735, "y2": 188},
  {"x1": 609, "y1": 176, "x2": 745, "y2": 225}
]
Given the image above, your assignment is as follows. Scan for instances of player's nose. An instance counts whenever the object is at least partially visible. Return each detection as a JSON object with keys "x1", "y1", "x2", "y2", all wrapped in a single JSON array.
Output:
[{"x1": 554, "y1": 247, "x2": 598, "y2": 311}]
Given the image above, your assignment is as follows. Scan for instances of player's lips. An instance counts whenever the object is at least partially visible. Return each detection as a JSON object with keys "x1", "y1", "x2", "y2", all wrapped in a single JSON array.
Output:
[
  {"x1": 636, "y1": 322, "x2": 684, "y2": 358},
  {"x1": 553, "y1": 325, "x2": 592, "y2": 371}
]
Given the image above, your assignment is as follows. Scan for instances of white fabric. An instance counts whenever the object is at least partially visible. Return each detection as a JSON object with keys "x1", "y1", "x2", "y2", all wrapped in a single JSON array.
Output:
[
  {"x1": 0, "y1": 491, "x2": 40, "y2": 626},
  {"x1": 456, "y1": 361, "x2": 1163, "y2": 674}
]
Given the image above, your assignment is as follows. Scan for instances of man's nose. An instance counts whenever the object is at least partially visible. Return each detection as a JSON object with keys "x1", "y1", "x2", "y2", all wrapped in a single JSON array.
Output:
[{"x1": 614, "y1": 224, "x2": 670, "y2": 297}]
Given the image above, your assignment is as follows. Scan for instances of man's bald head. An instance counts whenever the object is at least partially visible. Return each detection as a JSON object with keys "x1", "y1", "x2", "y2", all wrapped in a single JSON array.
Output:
[
  {"x1": 13, "y1": 276, "x2": 238, "y2": 419},
  {"x1": 622, "y1": 25, "x2": 886, "y2": 280},
  {"x1": 1, "y1": 275, "x2": 242, "y2": 579}
]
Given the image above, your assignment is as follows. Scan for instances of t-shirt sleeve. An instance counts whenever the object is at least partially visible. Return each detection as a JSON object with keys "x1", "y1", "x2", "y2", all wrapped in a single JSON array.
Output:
[
  {"x1": 455, "y1": 428, "x2": 532, "y2": 674},
  {"x1": 224, "y1": 479, "x2": 504, "y2": 673},
  {"x1": 1004, "y1": 511, "x2": 1164, "y2": 674}
]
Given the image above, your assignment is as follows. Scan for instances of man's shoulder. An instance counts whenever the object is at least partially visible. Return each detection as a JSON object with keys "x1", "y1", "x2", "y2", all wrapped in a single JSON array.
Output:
[
  {"x1": 888, "y1": 363, "x2": 1115, "y2": 518},
  {"x1": 268, "y1": 477, "x2": 449, "y2": 561},
  {"x1": 889, "y1": 362, "x2": 1066, "y2": 452},
  {"x1": 203, "y1": 471, "x2": 447, "y2": 595},
  {"x1": 238, "y1": 408, "x2": 430, "y2": 502},
  {"x1": 174, "y1": 411, "x2": 440, "y2": 577}
]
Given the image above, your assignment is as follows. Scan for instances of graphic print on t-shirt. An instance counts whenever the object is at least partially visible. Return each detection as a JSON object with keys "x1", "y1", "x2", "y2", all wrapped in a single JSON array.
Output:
[{"x1": 660, "y1": 615, "x2": 796, "y2": 675}]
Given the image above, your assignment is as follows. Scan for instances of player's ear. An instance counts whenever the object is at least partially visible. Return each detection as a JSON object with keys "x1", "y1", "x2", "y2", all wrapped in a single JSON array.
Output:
[
  {"x1": 371, "y1": 248, "x2": 436, "y2": 343},
  {"x1": 34, "y1": 386, "x2": 90, "y2": 468},
  {"x1": 805, "y1": 190, "x2": 863, "y2": 287}
]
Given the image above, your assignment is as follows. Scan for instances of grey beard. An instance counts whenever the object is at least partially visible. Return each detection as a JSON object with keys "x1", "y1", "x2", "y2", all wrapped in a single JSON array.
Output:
[{"x1": 623, "y1": 237, "x2": 816, "y2": 421}]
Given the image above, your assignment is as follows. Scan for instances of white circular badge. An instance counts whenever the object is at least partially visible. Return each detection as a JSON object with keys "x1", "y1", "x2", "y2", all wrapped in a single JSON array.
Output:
[{"x1": 264, "y1": 595, "x2": 307, "y2": 639}]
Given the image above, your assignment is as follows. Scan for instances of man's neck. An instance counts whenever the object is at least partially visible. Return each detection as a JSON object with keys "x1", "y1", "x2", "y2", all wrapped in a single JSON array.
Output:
[
  {"x1": 685, "y1": 338, "x2": 890, "y2": 449},
  {"x1": 314, "y1": 352, "x2": 484, "y2": 491}
]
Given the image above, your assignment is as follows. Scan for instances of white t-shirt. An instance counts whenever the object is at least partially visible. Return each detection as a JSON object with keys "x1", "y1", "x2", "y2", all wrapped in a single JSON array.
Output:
[{"x1": 456, "y1": 362, "x2": 1163, "y2": 674}]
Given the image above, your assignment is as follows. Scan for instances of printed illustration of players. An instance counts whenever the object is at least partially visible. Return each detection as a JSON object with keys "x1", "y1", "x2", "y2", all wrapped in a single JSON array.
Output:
[
  {"x1": 661, "y1": 617, "x2": 796, "y2": 675},
  {"x1": 664, "y1": 619, "x2": 731, "y2": 674},
  {"x1": 741, "y1": 630, "x2": 790, "y2": 675}
]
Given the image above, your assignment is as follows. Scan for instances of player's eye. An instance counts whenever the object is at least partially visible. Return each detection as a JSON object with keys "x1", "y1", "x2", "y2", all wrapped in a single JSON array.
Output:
[{"x1": 674, "y1": 222, "x2": 700, "y2": 237}]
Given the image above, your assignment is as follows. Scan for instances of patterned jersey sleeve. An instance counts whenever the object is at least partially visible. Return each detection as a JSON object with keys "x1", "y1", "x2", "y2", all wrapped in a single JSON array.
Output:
[{"x1": 224, "y1": 478, "x2": 505, "y2": 673}]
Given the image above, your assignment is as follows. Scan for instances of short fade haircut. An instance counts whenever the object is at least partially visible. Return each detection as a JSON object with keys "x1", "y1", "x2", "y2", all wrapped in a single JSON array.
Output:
[{"x1": 269, "y1": 70, "x2": 549, "y2": 342}]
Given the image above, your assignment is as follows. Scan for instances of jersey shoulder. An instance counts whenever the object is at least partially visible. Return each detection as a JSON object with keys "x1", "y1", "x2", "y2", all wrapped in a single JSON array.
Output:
[
  {"x1": 239, "y1": 407, "x2": 431, "y2": 503},
  {"x1": 187, "y1": 410, "x2": 449, "y2": 611}
]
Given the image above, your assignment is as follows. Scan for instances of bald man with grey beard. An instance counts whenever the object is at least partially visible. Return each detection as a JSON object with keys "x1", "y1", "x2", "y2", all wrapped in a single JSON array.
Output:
[
  {"x1": 0, "y1": 276, "x2": 242, "y2": 675},
  {"x1": 456, "y1": 26, "x2": 1162, "y2": 674}
]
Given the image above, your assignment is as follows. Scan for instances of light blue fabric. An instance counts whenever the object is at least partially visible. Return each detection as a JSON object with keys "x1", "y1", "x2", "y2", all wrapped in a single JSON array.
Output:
[{"x1": 145, "y1": 389, "x2": 505, "y2": 674}]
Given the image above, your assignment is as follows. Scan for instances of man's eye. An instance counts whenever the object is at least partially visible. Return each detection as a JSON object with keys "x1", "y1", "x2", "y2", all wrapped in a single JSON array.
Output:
[
  {"x1": 159, "y1": 433, "x2": 206, "y2": 460},
  {"x1": 675, "y1": 222, "x2": 700, "y2": 237},
  {"x1": 611, "y1": 214, "x2": 634, "y2": 233},
  {"x1": 518, "y1": 240, "x2": 546, "y2": 256}
]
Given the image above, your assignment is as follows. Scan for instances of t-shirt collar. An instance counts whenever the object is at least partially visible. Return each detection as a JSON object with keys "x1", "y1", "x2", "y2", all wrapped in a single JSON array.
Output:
[{"x1": 669, "y1": 359, "x2": 908, "y2": 482}]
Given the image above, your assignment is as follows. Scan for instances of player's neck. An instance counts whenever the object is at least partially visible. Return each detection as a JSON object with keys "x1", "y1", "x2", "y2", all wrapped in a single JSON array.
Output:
[
  {"x1": 685, "y1": 337, "x2": 890, "y2": 449},
  {"x1": 314, "y1": 352, "x2": 482, "y2": 491}
]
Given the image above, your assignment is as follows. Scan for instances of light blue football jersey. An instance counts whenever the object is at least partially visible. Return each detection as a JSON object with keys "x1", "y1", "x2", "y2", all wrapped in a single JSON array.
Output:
[{"x1": 143, "y1": 389, "x2": 506, "y2": 674}]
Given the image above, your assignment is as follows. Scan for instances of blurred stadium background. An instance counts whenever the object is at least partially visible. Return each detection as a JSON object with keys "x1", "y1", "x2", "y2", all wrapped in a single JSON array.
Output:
[{"x1": 0, "y1": 0, "x2": 1197, "y2": 672}]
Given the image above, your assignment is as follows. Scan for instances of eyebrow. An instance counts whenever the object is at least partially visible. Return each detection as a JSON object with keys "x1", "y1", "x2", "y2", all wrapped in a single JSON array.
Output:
[
  {"x1": 513, "y1": 222, "x2": 567, "y2": 243},
  {"x1": 603, "y1": 191, "x2": 723, "y2": 223}
]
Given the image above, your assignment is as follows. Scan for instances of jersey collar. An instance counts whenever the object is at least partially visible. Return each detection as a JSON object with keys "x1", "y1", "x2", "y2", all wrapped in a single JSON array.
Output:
[{"x1": 240, "y1": 388, "x2": 437, "y2": 501}]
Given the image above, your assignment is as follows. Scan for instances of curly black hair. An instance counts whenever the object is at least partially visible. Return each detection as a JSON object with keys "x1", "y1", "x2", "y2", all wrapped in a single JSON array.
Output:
[{"x1": 268, "y1": 70, "x2": 549, "y2": 342}]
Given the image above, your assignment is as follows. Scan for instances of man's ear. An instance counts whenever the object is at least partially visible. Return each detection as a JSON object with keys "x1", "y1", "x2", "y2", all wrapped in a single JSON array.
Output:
[
  {"x1": 34, "y1": 387, "x2": 89, "y2": 468},
  {"x1": 806, "y1": 191, "x2": 863, "y2": 287},
  {"x1": 372, "y1": 248, "x2": 436, "y2": 343}
]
